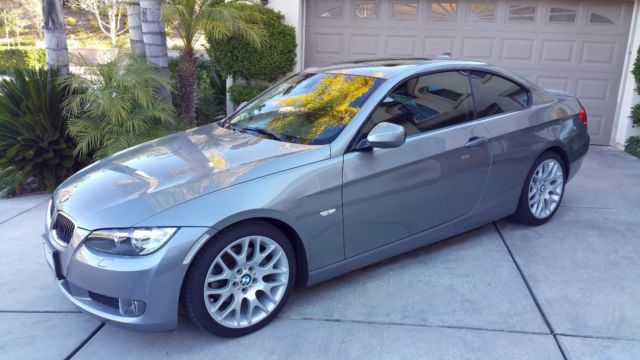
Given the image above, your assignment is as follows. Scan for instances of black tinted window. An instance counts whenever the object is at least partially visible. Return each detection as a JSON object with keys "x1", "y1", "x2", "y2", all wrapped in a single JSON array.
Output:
[
  {"x1": 469, "y1": 71, "x2": 530, "y2": 118},
  {"x1": 367, "y1": 71, "x2": 474, "y2": 136}
]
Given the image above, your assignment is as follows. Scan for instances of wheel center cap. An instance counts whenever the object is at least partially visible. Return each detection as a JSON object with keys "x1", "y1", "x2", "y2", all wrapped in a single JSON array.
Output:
[
  {"x1": 240, "y1": 274, "x2": 252, "y2": 286},
  {"x1": 540, "y1": 185, "x2": 546, "y2": 192}
]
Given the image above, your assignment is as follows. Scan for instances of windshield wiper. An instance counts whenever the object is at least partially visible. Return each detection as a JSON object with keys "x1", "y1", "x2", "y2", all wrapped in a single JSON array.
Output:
[{"x1": 233, "y1": 124, "x2": 287, "y2": 142}]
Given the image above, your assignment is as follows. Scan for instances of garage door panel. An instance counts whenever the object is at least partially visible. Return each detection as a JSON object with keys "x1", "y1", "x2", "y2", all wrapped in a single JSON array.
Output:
[
  {"x1": 500, "y1": 38, "x2": 536, "y2": 62},
  {"x1": 581, "y1": 41, "x2": 618, "y2": 65},
  {"x1": 461, "y1": 37, "x2": 496, "y2": 59},
  {"x1": 575, "y1": 79, "x2": 613, "y2": 105},
  {"x1": 314, "y1": 33, "x2": 344, "y2": 55},
  {"x1": 305, "y1": 0, "x2": 633, "y2": 145},
  {"x1": 540, "y1": 39, "x2": 576, "y2": 64},
  {"x1": 350, "y1": 34, "x2": 381, "y2": 56},
  {"x1": 582, "y1": 111, "x2": 608, "y2": 142},
  {"x1": 536, "y1": 76, "x2": 573, "y2": 93},
  {"x1": 423, "y1": 36, "x2": 457, "y2": 57},
  {"x1": 386, "y1": 35, "x2": 419, "y2": 56}
]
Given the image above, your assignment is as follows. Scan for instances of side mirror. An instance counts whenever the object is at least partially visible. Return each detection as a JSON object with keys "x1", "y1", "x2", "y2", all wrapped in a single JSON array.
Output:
[{"x1": 361, "y1": 122, "x2": 406, "y2": 149}]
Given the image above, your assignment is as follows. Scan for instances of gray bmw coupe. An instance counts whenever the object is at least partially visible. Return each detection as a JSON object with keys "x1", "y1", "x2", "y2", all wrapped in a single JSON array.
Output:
[{"x1": 43, "y1": 59, "x2": 589, "y2": 337}]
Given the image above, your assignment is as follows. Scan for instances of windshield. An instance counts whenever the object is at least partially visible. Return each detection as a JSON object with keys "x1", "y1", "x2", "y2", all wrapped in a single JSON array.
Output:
[{"x1": 221, "y1": 73, "x2": 384, "y2": 145}]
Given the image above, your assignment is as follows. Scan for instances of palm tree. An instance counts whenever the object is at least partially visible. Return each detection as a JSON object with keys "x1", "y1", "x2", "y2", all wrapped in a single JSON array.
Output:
[
  {"x1": 127, "y1": 2, "x2": 146, "y2": 57},
  {"x1": 139, "y1": 0, "x2": 171, "y2": 100},
  {"x1": 61, "y1": 54, "x2": 177, "y2": 160},
  {"x1": 162, "y1": 0, "x2": 264, "y2": 127},
  {"x1": 43, "y1": 0, "x2": 69, "y2": 73}
]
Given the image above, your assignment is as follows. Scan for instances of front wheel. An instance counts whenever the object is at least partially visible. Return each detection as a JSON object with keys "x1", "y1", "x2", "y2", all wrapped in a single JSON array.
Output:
[
  {"x1": 513, "y1": 151, "x2": 566, "y2": 226},
  {"x1": 182, "y1": 221, "x2": 296, "y2": 337}
]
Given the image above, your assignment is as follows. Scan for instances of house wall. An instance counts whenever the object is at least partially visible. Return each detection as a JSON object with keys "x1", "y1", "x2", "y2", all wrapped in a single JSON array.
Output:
[
  {"x1": 613, "y1": 0, "x2": 640, "y2": 148},
  {"x1": 267, "y1": 0, "x2": 305, "y2": 71}
]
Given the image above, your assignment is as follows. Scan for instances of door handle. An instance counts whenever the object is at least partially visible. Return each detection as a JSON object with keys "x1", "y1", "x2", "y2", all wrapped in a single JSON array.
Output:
[{"x1": 464, "y1": 136, "x2": 488, "y2": 148}]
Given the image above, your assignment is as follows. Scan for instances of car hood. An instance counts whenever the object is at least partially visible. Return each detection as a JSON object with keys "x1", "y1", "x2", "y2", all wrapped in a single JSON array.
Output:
[{"x1": 52, "y1": 123, "x2": 329, "y2": 230}]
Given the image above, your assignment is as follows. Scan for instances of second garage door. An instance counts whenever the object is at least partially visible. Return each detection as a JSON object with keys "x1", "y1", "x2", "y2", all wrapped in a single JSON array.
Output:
[{"x1": 304, "y1": 0, "x2": 634, "y2": 144}]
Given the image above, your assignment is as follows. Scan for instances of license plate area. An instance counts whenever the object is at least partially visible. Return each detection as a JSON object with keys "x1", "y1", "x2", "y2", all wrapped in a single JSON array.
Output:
[{"x1": 43, "y1": 241, "x2": 63, "y2": 279}]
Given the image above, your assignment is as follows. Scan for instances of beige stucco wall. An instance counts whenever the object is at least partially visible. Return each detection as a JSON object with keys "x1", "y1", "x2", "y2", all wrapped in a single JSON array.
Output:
[{"x1": 267, "y1": 0, "x2": 305, "y2": 71}]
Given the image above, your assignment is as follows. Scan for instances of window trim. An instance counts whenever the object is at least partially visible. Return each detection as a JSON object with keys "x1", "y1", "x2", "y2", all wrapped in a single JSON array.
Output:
[
  {"x1": 467, "y1": 70, "x2": 532, "y2": 121},
  {"x1": 348, "y1": 69, "x2": 476, "y2": 150},
  {"x1": 347, "y1": 68, "x2": 532, "y2": 152}
]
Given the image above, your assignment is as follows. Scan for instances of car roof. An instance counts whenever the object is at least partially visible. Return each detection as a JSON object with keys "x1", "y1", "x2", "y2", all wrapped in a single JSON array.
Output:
[{"x1": 304, "y1": 58, "x2": 488, "y2": 79}]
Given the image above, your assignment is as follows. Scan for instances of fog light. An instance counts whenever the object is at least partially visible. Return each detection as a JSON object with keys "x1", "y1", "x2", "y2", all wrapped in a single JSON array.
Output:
[{"x1": 118, "y1": 299, "x2": 146, "y2": 317}]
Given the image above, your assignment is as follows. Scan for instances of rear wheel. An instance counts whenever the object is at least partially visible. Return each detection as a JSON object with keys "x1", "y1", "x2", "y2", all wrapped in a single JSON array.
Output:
[
  {"x1": 513, "y1": 151, "x2": 566, "y2": 226},
  {"x1": 182, "y1": 221, "x2": 296, "y2": 337}
]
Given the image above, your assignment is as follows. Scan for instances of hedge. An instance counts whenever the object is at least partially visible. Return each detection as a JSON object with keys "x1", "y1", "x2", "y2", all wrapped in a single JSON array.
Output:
[
  {"x1": 207, "y1": 5, "x2": 296, "y2": 82},
  {"x1": 0, "y1": 48, "x2": 46, "y2": 74},
  {"x1": 626, "y1": 46, "x2": 640, "y2": 157},
  {"x1": 228, "y1": 83, "x2": 269, "y2": 105}
]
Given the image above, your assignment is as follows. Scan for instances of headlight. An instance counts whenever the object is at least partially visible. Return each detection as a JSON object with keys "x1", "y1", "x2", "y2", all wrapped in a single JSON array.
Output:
[{"x1": 84, "y1": 228, "x2": 178, "y2": 256}]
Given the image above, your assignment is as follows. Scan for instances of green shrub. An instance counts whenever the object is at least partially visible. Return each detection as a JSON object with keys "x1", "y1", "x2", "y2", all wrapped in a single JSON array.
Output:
[
  {"x1": 0, "y1": 172, "x2": 21, "y2": 197},
  {"x1": 625, "y1": 136, "x2": 640, "y2": 157},
  {"x1": 631, "y1": 103, "x2": 640, "y2": 128},
  {"x1": 626, "y1": 46, "x2": 640, "y2": 158},
  {"x1": 631, "y1": 46, "x2": 640, "y2": 128},
  {"x1": 66, "y1": 17, "x2": 77, "y2": 26},
  {"x1": 208, "y1": 5, "x2": 296, "y2": 82},
  {"x1": 0, "y1": 48, "x2": 46, "y2": 74},
  {"x1": 228, "y1": 83, "x2": 268, "y2": 105},
  {"x1": 62, "y1": 54, "x2": 178, "y2": 161},
  {"x1": 0, "y1": 68, "x2": 83, "y2": 194},
  {"x1": 195, "y1": 59, "x2": 227, "y2": 124}
]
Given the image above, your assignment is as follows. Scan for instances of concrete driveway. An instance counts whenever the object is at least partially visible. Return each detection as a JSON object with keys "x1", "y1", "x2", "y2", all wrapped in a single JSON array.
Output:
[{"x1": 1, "y1": 146, "x2": 639, "y2": 359}]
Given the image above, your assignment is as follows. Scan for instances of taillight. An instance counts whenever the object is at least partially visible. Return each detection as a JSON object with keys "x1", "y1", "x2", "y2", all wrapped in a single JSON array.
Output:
[{"x1": 578, "y1": 107, "x2": 587, "y2": 126}]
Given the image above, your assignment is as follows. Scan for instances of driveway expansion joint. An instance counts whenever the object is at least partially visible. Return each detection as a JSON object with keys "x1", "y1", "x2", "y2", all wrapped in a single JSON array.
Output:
[
  {"x1": 277, "y1": 315, "x2": 551, "y2": 337},
  {"x1": 0, "y1": 197, "x2": 49, "y2": 225},
  {"x1": 493, "y1": 222, "x2": 568, "y2": 360},
  {"x1": 555, "y1": 332, "x2": 640, "y2": 343},
  {"x1": 65, "y1": 322, "x2": 105, "y2": 360}
]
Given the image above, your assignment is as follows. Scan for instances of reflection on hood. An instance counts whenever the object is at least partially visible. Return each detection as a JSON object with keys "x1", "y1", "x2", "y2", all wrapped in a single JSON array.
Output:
[{"x1": 53, "y1": 123, "x2": 328, "y2": 229}]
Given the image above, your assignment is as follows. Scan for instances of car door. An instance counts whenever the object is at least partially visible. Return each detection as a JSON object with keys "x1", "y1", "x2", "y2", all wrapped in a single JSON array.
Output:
[
  {"x1": 466, "y1": 71, "x2": 534, "y2": 201},
  {"x1": 342, "y1": 71, "x2": 492, "y2": 258}
]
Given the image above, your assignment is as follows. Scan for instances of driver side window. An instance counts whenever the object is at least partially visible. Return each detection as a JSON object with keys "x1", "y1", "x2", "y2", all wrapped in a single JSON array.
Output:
[{"x1": 367, "y1": 71, "x2": 475, "y2": 137}]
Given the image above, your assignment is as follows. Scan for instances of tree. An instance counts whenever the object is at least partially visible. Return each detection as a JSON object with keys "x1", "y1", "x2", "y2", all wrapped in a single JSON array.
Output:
[
  {"x1": 139, "y1": 0, "x2": 170, "y2": 100},
  {"x1": 162, "y1": 0, "x2": 264, "y2": 126},
  {"x1": 43, "y1": 0, "x2": 69, "y2": 73},
  {"x1": 1, "y1": 0, "x2": 42, "y2": 45},
  {"x1": 70, "y1": 0, "x2": 127, "y2": 47},
  {"x1": 20, "y1": 0, "x2": 43, "y2": 39},
  {"x1": 127, "y1": 2, "x2": 146, "y2": 57}
]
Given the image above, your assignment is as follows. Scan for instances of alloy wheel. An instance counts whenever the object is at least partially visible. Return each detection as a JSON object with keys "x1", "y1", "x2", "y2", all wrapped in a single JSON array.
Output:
[
  {"x1": 527, "y1": 159, "x2": 564, "y2": 219},
  {"x1": 203, "y1": 236, "x2": 289, "y2": 328}
]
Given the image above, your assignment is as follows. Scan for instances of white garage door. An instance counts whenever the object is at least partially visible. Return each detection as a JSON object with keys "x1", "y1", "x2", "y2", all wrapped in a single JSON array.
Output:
[{"x1": 304, "y1": 0, "x2": 634, "y2": 144}]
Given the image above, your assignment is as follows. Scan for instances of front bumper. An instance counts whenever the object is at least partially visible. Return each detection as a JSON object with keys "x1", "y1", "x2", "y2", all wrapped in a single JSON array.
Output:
[{"x1": 43, "y1": 212, "x2": 210, "y2": 332}]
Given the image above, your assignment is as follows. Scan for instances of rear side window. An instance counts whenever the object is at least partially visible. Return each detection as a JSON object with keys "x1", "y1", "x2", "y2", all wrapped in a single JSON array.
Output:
[
  {"x1": 367, "y1": 71, "x2": 475, "y2": 136},
  {"x1": 468, "y1": 71, "x2": 530, "y2": 118}
]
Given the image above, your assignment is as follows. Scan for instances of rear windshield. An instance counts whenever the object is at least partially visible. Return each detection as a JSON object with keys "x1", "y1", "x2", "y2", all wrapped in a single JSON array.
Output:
[{"x1": 221, "y1": 73, "x2": 384, "y2": 145}]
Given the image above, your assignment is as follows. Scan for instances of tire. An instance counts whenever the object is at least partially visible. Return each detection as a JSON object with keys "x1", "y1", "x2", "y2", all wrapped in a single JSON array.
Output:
[
  {"x1": 513, "y1": 151, "x2": 566, "y2": 226},
  {"x1": 182, "y1": 221, "x2": 296, "y2": 337}
]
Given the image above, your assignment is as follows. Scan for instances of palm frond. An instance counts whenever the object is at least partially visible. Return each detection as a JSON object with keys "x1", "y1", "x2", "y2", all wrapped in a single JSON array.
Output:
[{"x1": 62, "y1": 54, "x2": 177, "y2": 161}]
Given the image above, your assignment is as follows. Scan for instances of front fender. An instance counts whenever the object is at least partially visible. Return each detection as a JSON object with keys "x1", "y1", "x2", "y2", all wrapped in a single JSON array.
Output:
[{"x1": 134, "y1": 156, "x2": 345, "y2": 272}]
